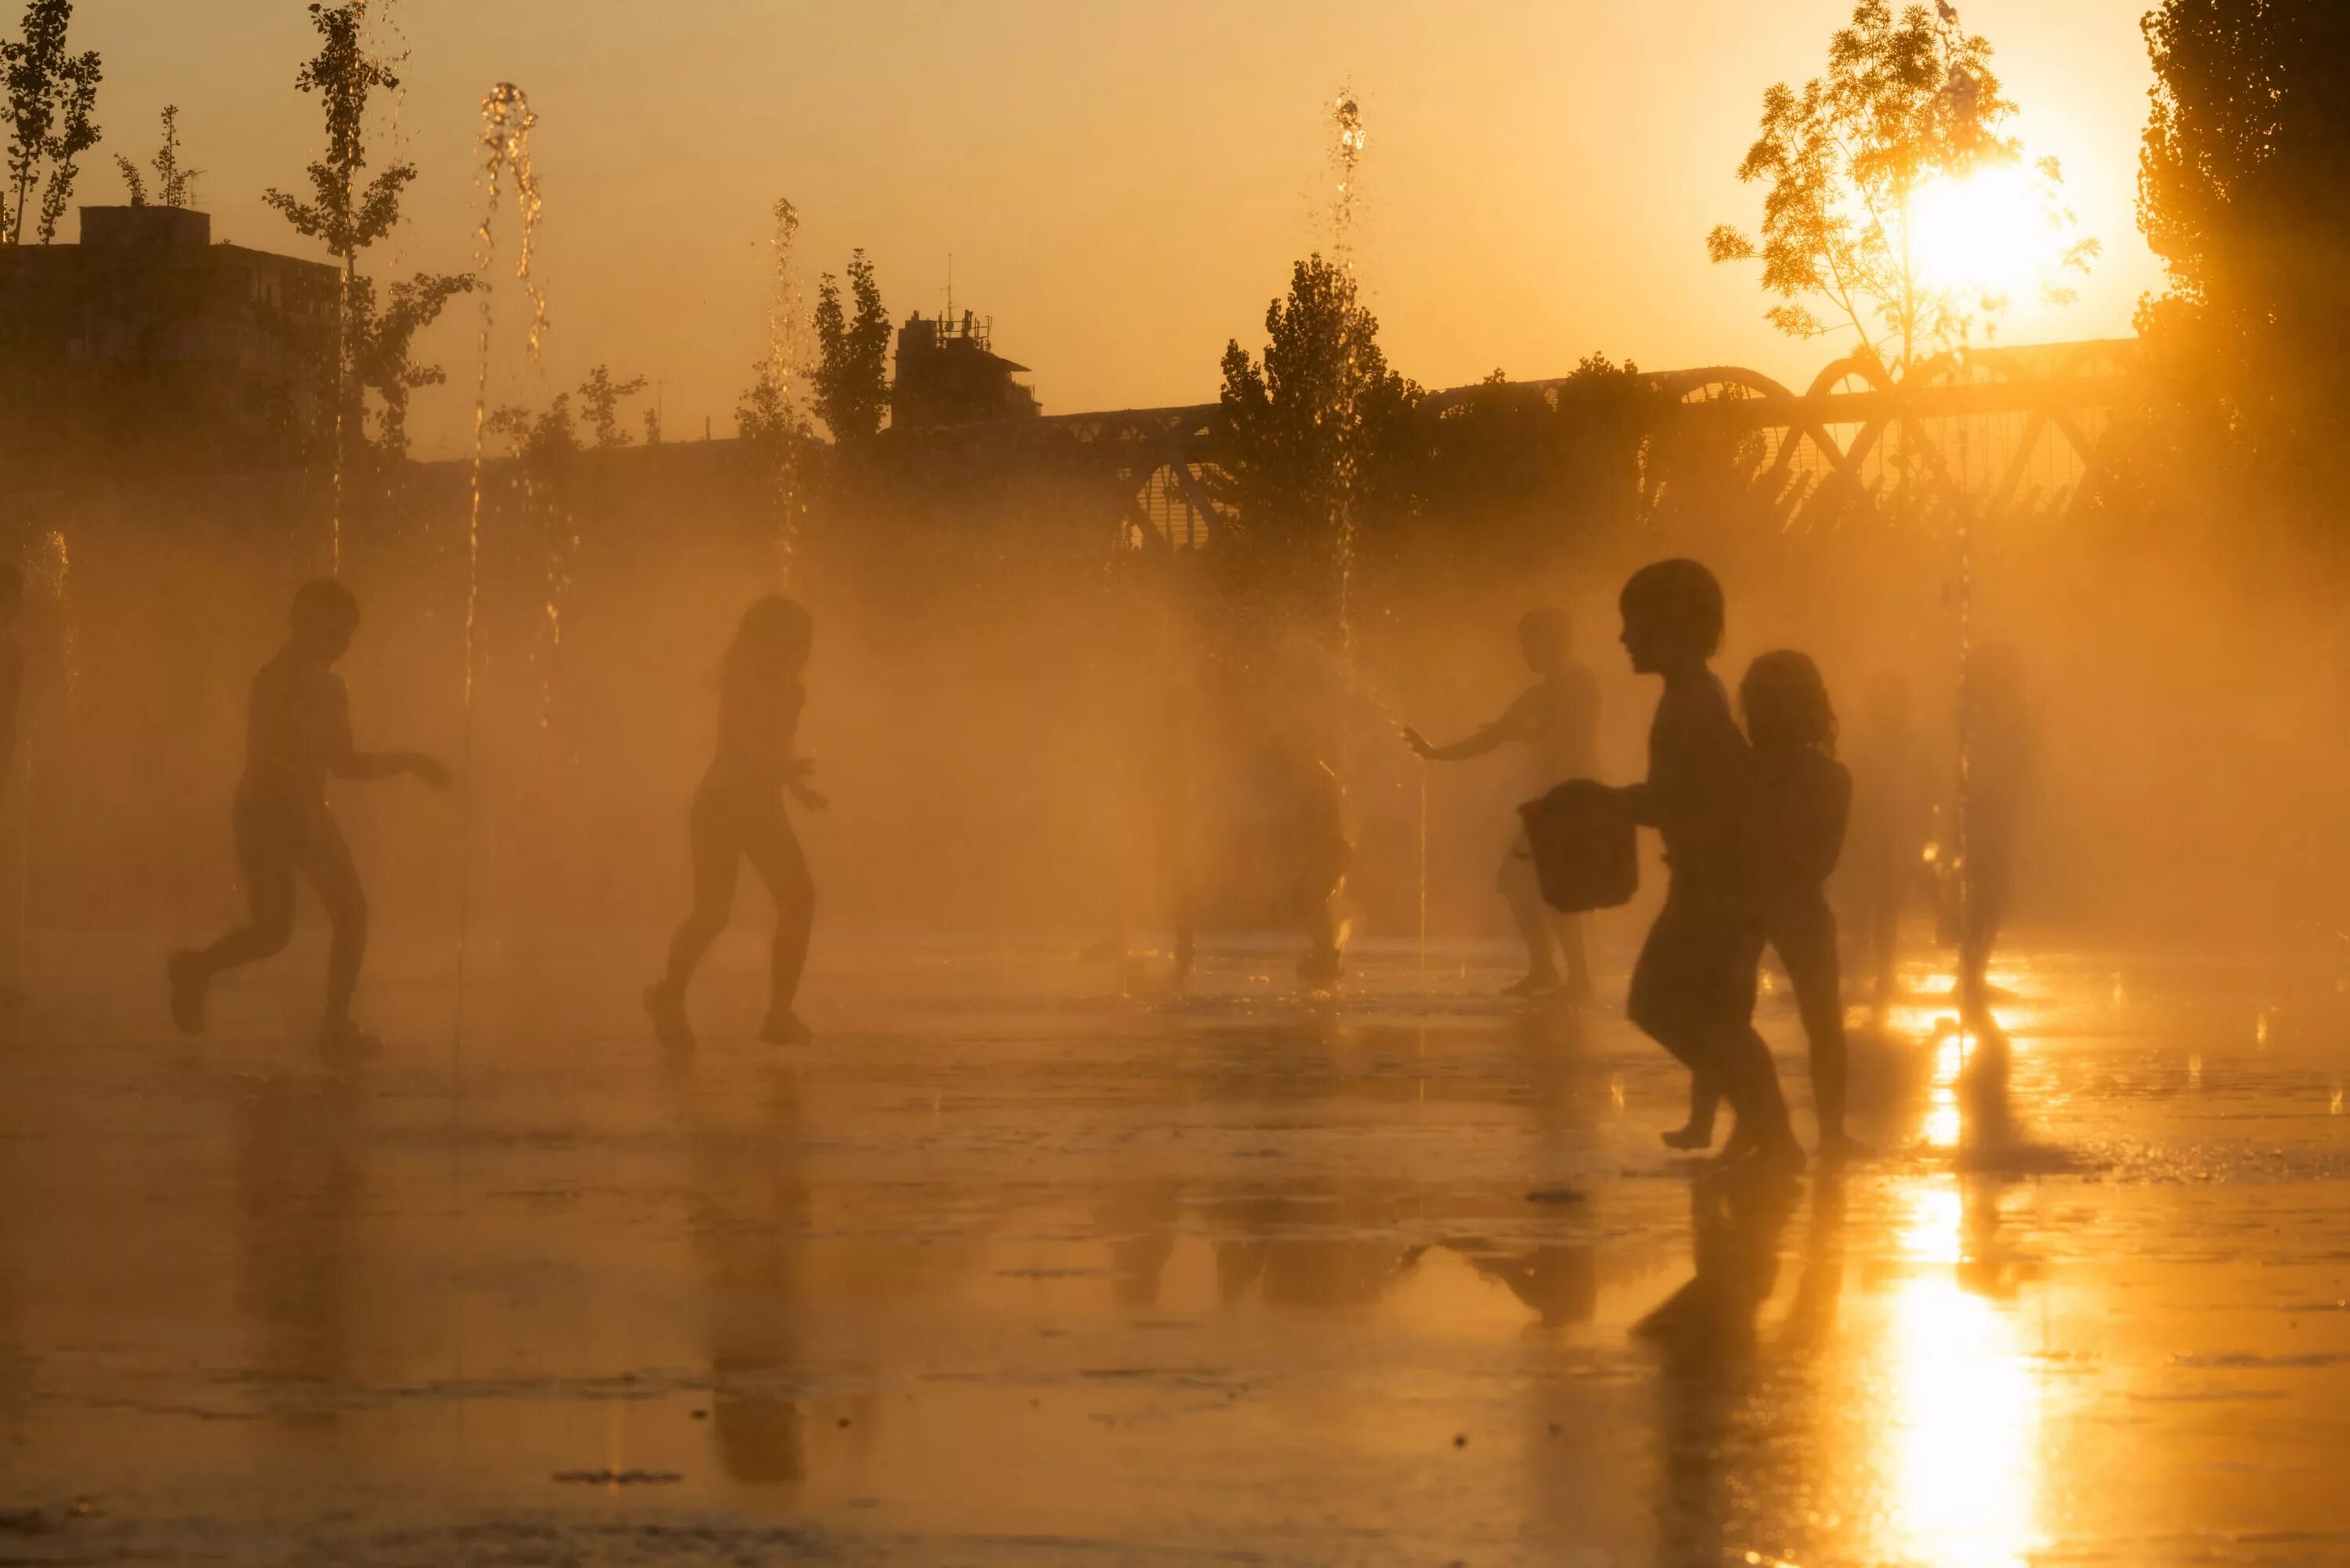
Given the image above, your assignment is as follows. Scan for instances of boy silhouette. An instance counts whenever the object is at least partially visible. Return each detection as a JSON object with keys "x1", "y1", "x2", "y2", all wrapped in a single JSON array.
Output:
[
  {"x1": 169, "y1": 579, "x2": 450, "y2": 1051},
  {"x1": 1612, "y1": 560, "x2": 1798, "y2": 1172},
  {"x1": 1404, "y1": 606, "x2": 1600, "y2": 999}
]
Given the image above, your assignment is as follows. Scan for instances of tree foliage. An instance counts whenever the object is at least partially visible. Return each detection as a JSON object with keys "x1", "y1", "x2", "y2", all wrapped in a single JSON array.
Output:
[
  {"x1": 262, "y1": 2, "x2": 412, "y2": 274},
  {"x1": 2, "y1": 0, "x2": 99, "y2": 245},
  {"x1": 811, "y1": 250, "x2": 891, "y2": 443},
  {"x1": 2135, "y1": 0, "x2": 2350, "y2": 478},
  {"x1": 577, "y1": 363, "x2": 649, "y2": 450},
  {"x1": 345, "y1": 270, "x2": 475, "y2": 460},
  {"x1": 1708, "y1": 0, "x2": 2089, "y2": 370},
  {"x1": 114, "y1": 103, "x2": 197, "y2": 209},
  {"x1": 1212, "y1": 255, "x2": 1422, "y2": 606}
]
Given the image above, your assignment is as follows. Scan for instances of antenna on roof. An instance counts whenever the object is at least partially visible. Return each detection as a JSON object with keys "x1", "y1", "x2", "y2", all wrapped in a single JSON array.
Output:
[{"x1": 944, "y1": 252, "x2": 953, "y2": 325}]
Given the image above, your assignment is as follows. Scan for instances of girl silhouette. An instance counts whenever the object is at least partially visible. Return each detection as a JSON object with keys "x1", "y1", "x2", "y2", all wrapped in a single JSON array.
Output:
[{"x1": 645, "y1": 595, "x2": 824, "y2": 1048}]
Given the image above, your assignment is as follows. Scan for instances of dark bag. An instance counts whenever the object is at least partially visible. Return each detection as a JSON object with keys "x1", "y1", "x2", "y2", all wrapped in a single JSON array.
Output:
[{"x1": 1518, "y1": 779, "x2": 1637, "y2": 913}]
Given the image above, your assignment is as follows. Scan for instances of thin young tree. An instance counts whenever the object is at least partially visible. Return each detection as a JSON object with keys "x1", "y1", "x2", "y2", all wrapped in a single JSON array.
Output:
[
  {"x1": 577, "y1": 364, "x2": 649, "y2": 450},
  {"x1": 1707, "y1": 0, "x2": 2092, "y2": 375},
  {"x1": 114, "y1": 103, "x2": 198, "y2": 209},
  {"x1": 810, "y1": 250, "x2": 891, "y2": 443},
  {"x1": 346, "y1": 271, "x2": 478, "y2": 460},
  {"x1": 265, "y1": 0, "x2": 415, "y2": 468},
  {"x1": 2, "y1": 0, "x2": 99, "y2": 244}
]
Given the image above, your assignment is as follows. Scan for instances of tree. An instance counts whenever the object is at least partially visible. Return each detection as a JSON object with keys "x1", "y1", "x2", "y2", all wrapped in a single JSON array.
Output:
[
  {"x1": 1212, "y1": 255, "x2": 1422, "y2": 609},
  {"x1": 345, "y1": 270, "x2": 476, "y2": 460},
  {"x1": 263, "y1": 3, "x2": 413, "y2": 291},
  {"x1": 577, "y1": 363, "x2": 649, "y2": 450},
  {"x1": 2135, "y1": 0, "x2": 2350, "y2": 479},
  {"x1": 2, "y1": 0, "x2": 99, "y2": 244},
  {"x1": 1708, "y1": 1, "x2": 2091, "y2": 373},
  {"x1": 811, "y1": 250, "x2": 891, "y2": 443},
  {"x1": 114, "y1": 103, "x2": 197, "y2": 209}
]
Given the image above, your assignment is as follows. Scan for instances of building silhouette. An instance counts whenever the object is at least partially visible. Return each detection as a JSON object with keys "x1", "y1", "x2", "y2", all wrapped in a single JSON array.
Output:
[
  {"x1": 891, "y1": 309, "x2": 1040, "y2": 430},
  {"x1": 0, "y1": 206, "x2": 338, "y2": 479}
]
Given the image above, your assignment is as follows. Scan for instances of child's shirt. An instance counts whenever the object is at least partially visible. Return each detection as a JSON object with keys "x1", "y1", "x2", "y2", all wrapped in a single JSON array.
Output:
[
  {"x1": 1499, "y1": 663, "x2": 1601, "y2": 791},
  {"x1": 1754, "y1": 745, "x2": 1851, "y2": 904},
  {"x1": 243, "y1": 647, "x2": 350, "y2": 813},
  {"x1": 1640, "y1": 670, "x2": 1754, "y2": 904},
  {"x1": 712, "y1": 668, "x2": 804, "y2": 789}
]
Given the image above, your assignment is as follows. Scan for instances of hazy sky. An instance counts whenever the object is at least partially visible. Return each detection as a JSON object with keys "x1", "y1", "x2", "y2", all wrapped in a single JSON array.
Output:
[{"x1": 87, "y1": 0, "x2": 2165, "y2": 457}]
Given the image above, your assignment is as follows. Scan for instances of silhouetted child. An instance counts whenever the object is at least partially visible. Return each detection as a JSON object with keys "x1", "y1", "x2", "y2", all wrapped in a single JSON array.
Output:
[
  {"x1": 1293, "y1": 751, "x2": 1351, "y2": 989},
  {"x1": 645, "y1": 595, "x2": 824, "y2": 1049},
  {"x1": 1668, "y1": 652, "x2": 1858, "y2": 1159},
  {"x1": 1404, "y1": 606, "x2": 1600, "y2": 999},
  {"x1": 1958, "y1": 648, "x2": 2035, "y2": 1039},
  {"x1": 168, "y1": 580, "x2": 450, "y2": 1051},
  {"x1": 1612, "y1": 560, "x2": 1798, "y2": 1172},
  {"x1": 1847, "y1": 672, "x2": 1930, "y2": 1013}
]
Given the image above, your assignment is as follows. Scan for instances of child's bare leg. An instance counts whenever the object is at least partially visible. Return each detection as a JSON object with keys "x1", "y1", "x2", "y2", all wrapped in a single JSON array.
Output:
[
  {"x1": 169, "y1": 801, "x2": 297, "y2": 1036},
  {"x1": 306, "y1": 818, "x2": 371, "y2": 1048}
]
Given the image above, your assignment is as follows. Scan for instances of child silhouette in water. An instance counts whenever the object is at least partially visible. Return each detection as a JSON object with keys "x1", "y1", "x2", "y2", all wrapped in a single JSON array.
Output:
[
  {"x1": 1404, "y1": 606, "x2": 1600, "y2": 999},
  {"x1": 645, "y1": 595, "x2": 824, "y2": 1048},
  {"x1": 1613, "y1": 560, "x2": 1799, "y2": 1173},
  {"x1": 1667, "y1": 651, "x2": 1859, "y2": 1160},
  {"x1": 168, "y1": 580, "x2": 450, "y2": 1051}
]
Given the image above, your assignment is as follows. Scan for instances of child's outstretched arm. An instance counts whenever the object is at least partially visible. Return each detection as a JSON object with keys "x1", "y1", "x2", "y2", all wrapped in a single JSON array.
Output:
[
  {"x1": 1403, "y1": 688, "x2": 1538, "y2": 763},
  {"x1": 326, "y1": 690, "x2": 451, "y2": 788}
]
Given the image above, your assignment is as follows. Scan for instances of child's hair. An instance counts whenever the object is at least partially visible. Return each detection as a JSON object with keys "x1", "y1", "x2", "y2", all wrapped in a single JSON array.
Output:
[
  {"x1": 1741, "y1": 649, "x2": 1837, "y2": 756},
  {"x1": 1618, "y1": 558, "x2": 1723, "y2": 658},
  {"x1": 289, "y1": 577, "x2": 360, "y2": 640},
  {"x1": 721, "y1": 594, "x2": 813, "y2": 685}
]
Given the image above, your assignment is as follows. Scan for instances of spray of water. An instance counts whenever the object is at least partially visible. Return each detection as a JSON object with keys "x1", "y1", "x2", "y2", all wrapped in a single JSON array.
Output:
[
  {"x1": 767, "y1": 197, "x2": 805, "y2": 585},
  {"x1": 458, "y1": 83, "x2": 547, "y2": 1038}
]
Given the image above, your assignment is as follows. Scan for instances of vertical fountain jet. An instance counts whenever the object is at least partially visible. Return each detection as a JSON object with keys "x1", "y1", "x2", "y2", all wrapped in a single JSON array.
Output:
[
  {"x1": 767, "y1": 197, "x2": 806, "y2": 586},
  {"x1": 457, "y1": 82, "x2": 546, "y2": 1037}
]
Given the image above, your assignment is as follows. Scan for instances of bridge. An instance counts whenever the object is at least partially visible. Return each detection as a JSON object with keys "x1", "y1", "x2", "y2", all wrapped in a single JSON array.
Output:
[{"x1": 904, "y1": 338, "x2": 2137, "y2": 552}]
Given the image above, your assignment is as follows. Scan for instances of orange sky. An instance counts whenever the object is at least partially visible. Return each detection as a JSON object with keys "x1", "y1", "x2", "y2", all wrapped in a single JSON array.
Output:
[{"x1": 85, "y1": 0, "x2": 2165, "y2": 457}]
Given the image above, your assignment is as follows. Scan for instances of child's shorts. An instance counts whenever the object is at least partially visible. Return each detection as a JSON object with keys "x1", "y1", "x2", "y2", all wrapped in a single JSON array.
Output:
[{"x1": 1627, "y1": 893, "x2": 1764, "y2": 1037}]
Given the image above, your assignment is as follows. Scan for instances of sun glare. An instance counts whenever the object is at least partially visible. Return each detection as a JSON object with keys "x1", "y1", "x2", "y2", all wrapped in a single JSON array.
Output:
[{"x1": 1911, "y1": 164, "x2": 2048, "y2": 303}]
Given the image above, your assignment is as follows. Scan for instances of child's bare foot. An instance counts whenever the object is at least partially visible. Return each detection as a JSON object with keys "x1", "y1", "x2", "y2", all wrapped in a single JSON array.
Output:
[
  {"x1": 167, "y1": 950, "x2": 208, "y2": 1036},
  {"x1": 1661, "y1": 1122, "x2": 1714, "y2": 1151},
  {"x1": 759, "y1": 1010, "x2": 814, "y2": 1046},
  {"x1": 1501, "y1": 968, "x2": 1562, "y2": 998},
  {"x1": 644, "y1": 981, "x2": 694, "y2": 1050}
]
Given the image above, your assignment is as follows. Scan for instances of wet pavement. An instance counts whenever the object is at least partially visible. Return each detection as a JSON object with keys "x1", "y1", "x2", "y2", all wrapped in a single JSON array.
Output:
[{"x1": 3, "y1": 931, "x2": 2350, "y2": 1566}]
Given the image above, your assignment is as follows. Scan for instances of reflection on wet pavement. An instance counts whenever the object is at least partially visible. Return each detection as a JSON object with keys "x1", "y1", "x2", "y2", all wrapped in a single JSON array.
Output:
[{"x1": 2, "y1": 935, "x2": 2349, "y2": 1564}]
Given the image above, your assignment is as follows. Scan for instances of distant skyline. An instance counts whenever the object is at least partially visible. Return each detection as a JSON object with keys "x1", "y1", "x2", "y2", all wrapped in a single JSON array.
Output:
[{"x1": 85, "y1": 0, "x2": 2166, "y2": 456}]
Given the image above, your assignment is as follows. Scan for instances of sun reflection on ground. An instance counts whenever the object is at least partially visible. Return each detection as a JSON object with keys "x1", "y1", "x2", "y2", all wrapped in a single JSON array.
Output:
[{"x1": 1886, "y1": 1183, "x2": 2044, "y2": 1567}]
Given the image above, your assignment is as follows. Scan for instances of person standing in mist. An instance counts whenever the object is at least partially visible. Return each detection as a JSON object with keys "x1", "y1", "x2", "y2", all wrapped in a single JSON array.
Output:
[
  {"x1": 1957, "y1": 649, "x2": 2035, "y2": 1042},
  {"x1": 167, "y1": 580, "x2": 451, "y2": 1053},
  {"x1": 1611, "y1": 560, "x2": 1799, "y2": 1173},
  {"x1": 1403, "y1": 606, "x2": 1600, "y2": 999},
  {"x1": 1846, "y1": 674, "x2": 1931, "y2": 1016},
  {"x1": 645, "y1": 595, "x2": 824, "y2": 1049}
]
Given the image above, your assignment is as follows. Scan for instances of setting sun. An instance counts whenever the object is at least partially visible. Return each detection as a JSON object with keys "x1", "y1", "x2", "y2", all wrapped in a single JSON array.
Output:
[{"x1": 1911, "y1": 162, "x2": 2054, "y2": 304}]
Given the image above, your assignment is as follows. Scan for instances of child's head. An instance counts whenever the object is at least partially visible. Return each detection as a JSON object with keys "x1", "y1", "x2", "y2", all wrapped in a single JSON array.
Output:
[
  {"x1": 1618, "y1": 558, "x2": 1723, "y2": 674},
  {"x1": 1741, "y1": 650, "x2": 1837, "y2": 756},
  {"x1": 1517, "y1": 606, "x2": 1571, "y2": 674},
  {"x1": 727, "y1": 594, "x2": 814, "y2": 681},
  {"x1": 288, "y1": 577, "x2": 360, "y2": 660}
]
